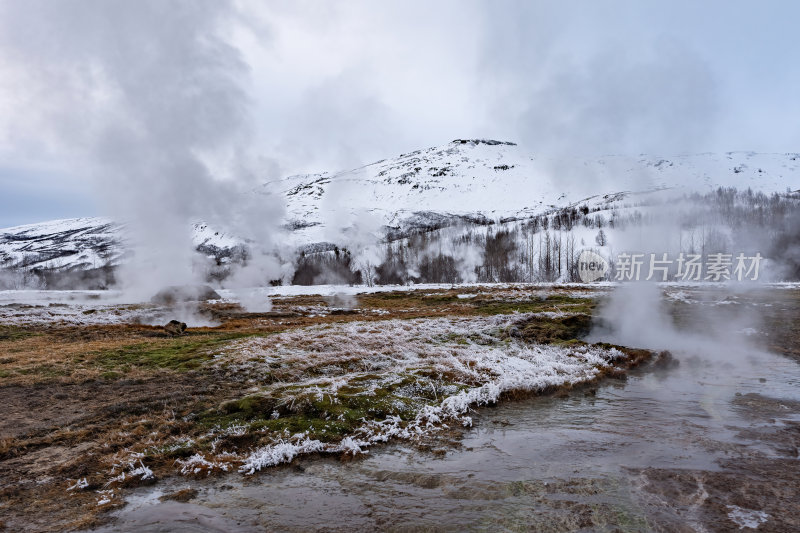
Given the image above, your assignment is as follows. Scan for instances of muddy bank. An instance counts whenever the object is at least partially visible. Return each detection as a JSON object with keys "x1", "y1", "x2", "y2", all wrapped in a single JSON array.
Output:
[{"x1": 0, "y1": 372, "x2": 246, "y2": 531}]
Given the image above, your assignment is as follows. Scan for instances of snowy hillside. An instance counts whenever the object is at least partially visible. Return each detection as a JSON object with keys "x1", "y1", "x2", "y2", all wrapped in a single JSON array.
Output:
[
  {"x1": 1, "y1": 139, "x2": 799, "y2": 279},
  {"x1": 0, "y1": 219, "x2": 243, "y2": 274},
  {"x1": 271, "y1": 140, "x2": 800, "y2": 243},
  {"x1": 0, "y1": 217, "x2": 123, "y2": 273}
]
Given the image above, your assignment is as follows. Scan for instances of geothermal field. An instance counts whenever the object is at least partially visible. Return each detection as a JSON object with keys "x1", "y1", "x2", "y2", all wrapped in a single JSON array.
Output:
[
  {"x1": 1, "y1": 284, "x2": 799, "y2": 531},
  {"x1": 1, "y1": 1, "x2": 799, "y2": 532}
]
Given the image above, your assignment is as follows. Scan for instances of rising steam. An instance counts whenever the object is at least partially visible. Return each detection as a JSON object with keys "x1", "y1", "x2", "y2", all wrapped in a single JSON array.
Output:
[{"x1": 0, "y1": 0, "x2": 285, "y2": 305}]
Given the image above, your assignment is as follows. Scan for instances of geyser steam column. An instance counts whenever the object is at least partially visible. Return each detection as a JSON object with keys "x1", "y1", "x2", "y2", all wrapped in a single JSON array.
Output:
[
  {"x1": 0, "y1": 1, "x2": 283, "y2": 301},
  {"x1": 86, "y1": 1, "x2": 260, "y2": 301}
]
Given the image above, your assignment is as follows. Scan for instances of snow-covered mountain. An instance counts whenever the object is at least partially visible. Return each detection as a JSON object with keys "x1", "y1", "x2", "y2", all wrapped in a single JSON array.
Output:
[
  {"x1": 0, "y1": 218, "x2": 241, "y2": 274},
  {"x1": 0, "y1": 217, "x2": 122, "y2": 273},
  {"x1": 275, "y1": 139, "x2": 799, "y2": 243},
  {"x1": 1, "y1": 139, "x2": 799, "y2": 278}
]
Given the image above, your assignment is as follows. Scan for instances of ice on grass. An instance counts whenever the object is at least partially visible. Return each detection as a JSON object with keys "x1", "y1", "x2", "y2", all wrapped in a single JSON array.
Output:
[{"x1": 216, "y1": 315, "x2": 627, "y2": 473}]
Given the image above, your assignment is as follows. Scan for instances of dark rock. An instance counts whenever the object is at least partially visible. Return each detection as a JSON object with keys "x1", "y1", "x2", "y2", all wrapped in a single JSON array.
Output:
[
  {"x1": 329, "y1": 309, "x2": 358, "y2": 316},
  {"x1": 164, "y1": 320, "x2": 187, "y2": 336}
]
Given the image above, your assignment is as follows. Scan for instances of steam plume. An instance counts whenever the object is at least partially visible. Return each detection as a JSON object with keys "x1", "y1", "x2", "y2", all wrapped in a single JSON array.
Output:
[{"x1": 0, "y1": 0, "x2": 284, "y2": 300}]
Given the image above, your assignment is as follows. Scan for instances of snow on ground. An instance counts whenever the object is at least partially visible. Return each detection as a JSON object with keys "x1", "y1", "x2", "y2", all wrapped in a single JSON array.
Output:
[
  {"x1": 0, "y1": 283, "x2": 605, "y2": 326},
  {"x1": 0, "y1": 289, "x2": 218, "y2": 327},
  {"x1": 0, "y1": 303, "x2": 146, "y2": 327},
  {"x1": 726, "y1": 505, "x2": 769, "y2": 529},
  {"x1": 0, "y1": 289, "x2": 146, "y2": 326},
  {"x1": 219, "y1": 282, "x2": 615, "y2": 299},
  {"x1": 0, "y1": 283, "x2": 581, "y2": 305},
  {"x1": 0, "y1": 281, "x2": 788, "y2": 326}
]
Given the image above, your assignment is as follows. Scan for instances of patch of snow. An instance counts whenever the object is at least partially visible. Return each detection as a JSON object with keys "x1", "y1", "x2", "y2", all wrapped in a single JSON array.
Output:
[{"x1": 727, "y1": 505, "x2": 769, "y2": 529}]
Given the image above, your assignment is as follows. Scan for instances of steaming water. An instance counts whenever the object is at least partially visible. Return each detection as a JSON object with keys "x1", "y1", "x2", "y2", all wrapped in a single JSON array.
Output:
[{"x1": 93, "y1": 289, "x2": 800, "y2": 532}]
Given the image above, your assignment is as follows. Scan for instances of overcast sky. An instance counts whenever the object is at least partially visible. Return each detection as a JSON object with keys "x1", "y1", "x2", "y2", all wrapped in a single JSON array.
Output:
[{"x1": 0, "y1": 0, "x2": 798, "y2": 227}]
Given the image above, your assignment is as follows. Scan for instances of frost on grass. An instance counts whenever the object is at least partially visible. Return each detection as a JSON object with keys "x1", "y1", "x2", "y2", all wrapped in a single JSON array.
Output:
[
  {"x1": 96, "y1": 490, "x2": 115, "y2": 506},
  {"x1": 67, "y1": 477, "x2": 89, "y2": 491},
  {"x1": 240, "y1": 438, "x2": 327, "y2": 474},
  {"x1": 205, "y1": 314, "x2": 627, "y2": 473},
  {"x1": 177, "y1": 453, "x2": 235, "y2": 476},
  {"x1": 103, "y1": 453, "x2": 154, "y2": 488}
]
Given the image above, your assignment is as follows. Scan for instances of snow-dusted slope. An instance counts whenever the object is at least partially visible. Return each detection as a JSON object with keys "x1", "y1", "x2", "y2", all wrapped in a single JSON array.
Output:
[
  {"x1": 1, "y1": 140, "x2": 798, "y2": 273},
  {"x1": 271, "y1": 140, "x2": 799, "y2": 243},
  {"x1": 0, "y1": 219, "x2": 240, "y2": 272},
  {"x1": 0, "y1": 217, "x2": 122, "y2": 272}
]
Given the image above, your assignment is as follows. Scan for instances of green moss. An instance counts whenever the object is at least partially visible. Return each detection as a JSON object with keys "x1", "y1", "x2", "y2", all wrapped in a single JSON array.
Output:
[
  {"x1": 611, "y1": 505, "x2": 650, "y2": 530},
  {"x1": 219, "y1": 393, "x2": 278, "y2": 417},
  {"x1": 509, "y1": 314, "x2": 593, "y2": 345},
  {"x1": 198, "y1": 396, "x2": 368, "y2": 444},
  {"x1": 474, "y1": 295, "x2": 596, "y2": 316},
  {"x1": 91, "y1": 332, "x2": 254, "y2": 372},
  {"x1": 433, "y1": 331, "x2": 500, "y2": 347},
  {"x1": 0, "y1": 326, "x2": 38, "y2": 342},
  {"x1": 559, "y1": 338, "x2": 586, "y2": 346},
  {"x1": 198, "y1": 372, "x2": 469, "y2": 447}
]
